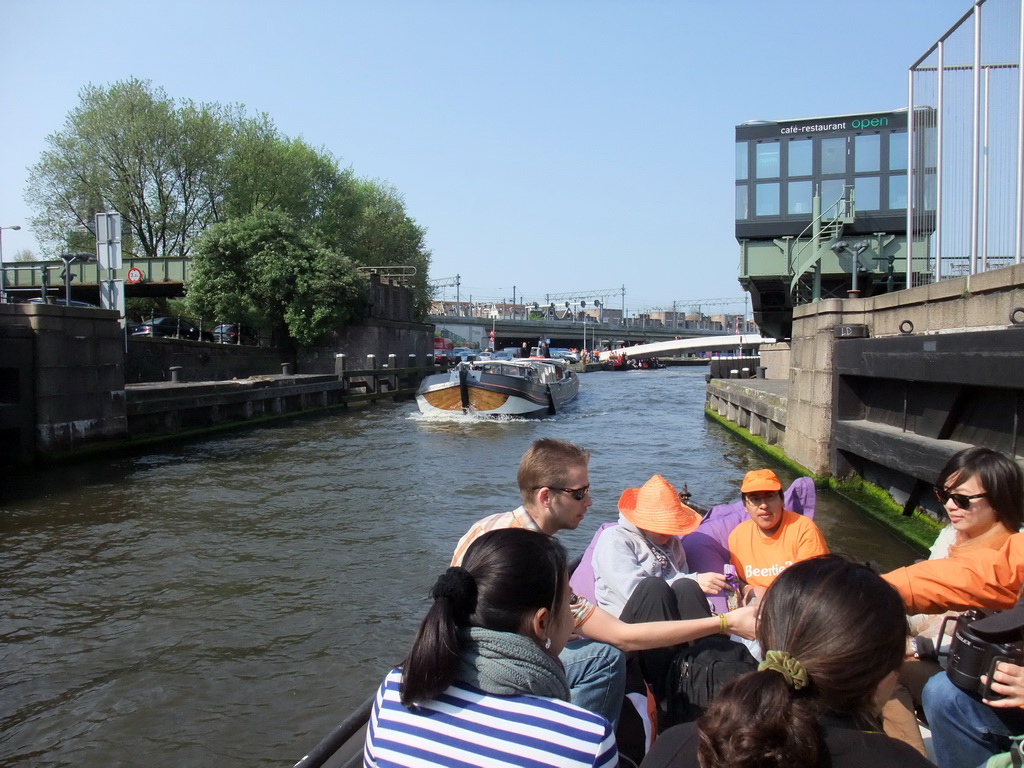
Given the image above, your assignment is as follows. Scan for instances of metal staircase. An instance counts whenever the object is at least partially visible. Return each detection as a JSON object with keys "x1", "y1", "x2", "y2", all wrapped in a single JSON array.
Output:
[{"x1": 788, "y1": 189, "x2": 855, "y2": 304}]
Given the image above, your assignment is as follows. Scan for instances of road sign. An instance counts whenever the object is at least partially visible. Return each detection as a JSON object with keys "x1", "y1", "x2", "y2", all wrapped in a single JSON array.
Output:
[
  {"x1": 126, "y1": 267, "x2": 144, "y2": 284},
  {"x1": 95, "y1": 211, "x2": 123, "y2": 270},
  {"x1": 100, "y1": 279, "x2": 124, "y2": 316}
]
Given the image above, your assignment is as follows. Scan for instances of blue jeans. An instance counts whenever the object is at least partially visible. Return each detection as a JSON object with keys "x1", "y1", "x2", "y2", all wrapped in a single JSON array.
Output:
[
  {"x1": 923, "y1": 671, "x2": 1024, "y2": 768},
  {"x1": 560, "y1": 638, "x2": 626, "y2": 728}
]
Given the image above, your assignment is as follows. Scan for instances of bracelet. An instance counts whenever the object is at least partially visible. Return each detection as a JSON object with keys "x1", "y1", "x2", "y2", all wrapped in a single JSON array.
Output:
[{"x1": 719, "y1": 613, "x2": 729, "y2": 635}]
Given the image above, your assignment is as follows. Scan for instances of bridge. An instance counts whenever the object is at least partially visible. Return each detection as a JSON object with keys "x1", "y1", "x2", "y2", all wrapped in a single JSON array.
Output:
[
  {"x1": 428, "y1": 314, "x2": 742, "y2": 351},
  {"x1": 596, "y1": 334, "x2": 775, "y2": 361},
  {"x1": 1, "y1": 257, "x2": 188, "y2": 301}
]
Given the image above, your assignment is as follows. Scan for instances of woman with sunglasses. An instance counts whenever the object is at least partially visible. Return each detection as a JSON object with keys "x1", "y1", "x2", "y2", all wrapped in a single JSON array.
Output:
[
  {"x1": 364, "y1": 527, "x2": 618, "y2": 768},
  {"x1": 908, "y1": 447, "x2": 1024, "y2": 645},
  {"x1": 882, "y1": 446, "x2": 1024, "y2": 755},
  {"x1": 929, "y1": 446, "x2": 1024, "y2": 557},
  {"x1": 639, "y1": 555, "x2": 935, "y2": 768}
]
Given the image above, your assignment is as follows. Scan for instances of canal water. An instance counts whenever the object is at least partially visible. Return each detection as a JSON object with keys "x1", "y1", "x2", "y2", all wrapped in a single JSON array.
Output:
[{"x1": 0, "y1": 367, "x2": 922, "y2": 767}]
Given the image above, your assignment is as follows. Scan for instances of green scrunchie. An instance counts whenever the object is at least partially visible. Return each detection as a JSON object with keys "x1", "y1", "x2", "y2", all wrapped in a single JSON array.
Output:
[{"x1": 758, "y1": 650, "x2": 809, "y2": 690}]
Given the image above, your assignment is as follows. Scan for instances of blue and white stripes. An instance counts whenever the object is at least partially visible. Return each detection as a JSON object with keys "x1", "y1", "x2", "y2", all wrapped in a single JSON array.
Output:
[{"x1": 364, "y1": 668, "x2": 618, "y2": 768}]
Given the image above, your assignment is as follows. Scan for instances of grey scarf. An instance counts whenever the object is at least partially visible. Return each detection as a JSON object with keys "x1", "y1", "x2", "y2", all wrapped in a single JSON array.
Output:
[{"x1": 457, "y1": 627, "x2": 570, "y2": 701}]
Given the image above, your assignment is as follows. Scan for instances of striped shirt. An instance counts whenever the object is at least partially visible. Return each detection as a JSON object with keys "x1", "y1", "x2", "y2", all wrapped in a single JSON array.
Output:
[
  {"x1": 450, "y1": 507, "x2": 596, "y2": 627},
  {"x1": 364, "y1": 668, "x2": 618, "y2": 768}
]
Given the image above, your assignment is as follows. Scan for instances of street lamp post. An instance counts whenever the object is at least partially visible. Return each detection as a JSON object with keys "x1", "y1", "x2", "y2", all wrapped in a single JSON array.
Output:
[
  {"x1": 0, "y1": 224, "x2": 22, "y2": 303},
  {"x1": 59, "y1": 252, "x2": 96, "y2": 306}
]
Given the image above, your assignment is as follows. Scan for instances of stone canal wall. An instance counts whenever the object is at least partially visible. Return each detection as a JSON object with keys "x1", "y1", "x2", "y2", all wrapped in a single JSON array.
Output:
[
  {"x1": 707, "y1": 263, "x2": 1024, "y2": 513},
  {"x1": 0, "y1": 302, "x2": 127, "y2": 466},
  {"x1": 0, "y1": 301, "x2": 436, "y2": 466}
]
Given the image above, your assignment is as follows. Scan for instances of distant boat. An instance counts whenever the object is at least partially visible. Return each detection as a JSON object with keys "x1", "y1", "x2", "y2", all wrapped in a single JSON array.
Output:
[
  {"x1": 415, "y1": 359, "x2": 580, "y2": 417},
  {"x1": 601, "y1": 354, "x2": 629, "y2": 372}
]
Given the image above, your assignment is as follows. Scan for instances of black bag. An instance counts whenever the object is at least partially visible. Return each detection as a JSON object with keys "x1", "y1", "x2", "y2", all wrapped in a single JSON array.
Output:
[{"x1": 663, "y1": 635, "x2": 758, "y2": 728}]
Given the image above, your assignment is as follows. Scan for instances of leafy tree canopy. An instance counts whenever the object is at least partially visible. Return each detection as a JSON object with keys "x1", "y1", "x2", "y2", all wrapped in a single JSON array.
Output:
[
  {"x1": 185, "y1": 210, "x2": 368, "y2": 347},
  {"x1": 25, "y1": 77, "x2": 432, "y2": 331},
  {"x1": 25, "y1": 77, "x2": 231, "y2": 259}
]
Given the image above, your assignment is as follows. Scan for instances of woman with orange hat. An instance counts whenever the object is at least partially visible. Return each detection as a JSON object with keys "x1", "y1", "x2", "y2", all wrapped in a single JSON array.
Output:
[{"x1": 592, "y1": 474, "x2": 729, "y2": 700}]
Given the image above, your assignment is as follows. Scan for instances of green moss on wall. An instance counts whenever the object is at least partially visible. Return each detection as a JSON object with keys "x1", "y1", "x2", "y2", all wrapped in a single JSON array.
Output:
[{"x1": 704, "y1": 407, "x2": 937, "y2": 554}]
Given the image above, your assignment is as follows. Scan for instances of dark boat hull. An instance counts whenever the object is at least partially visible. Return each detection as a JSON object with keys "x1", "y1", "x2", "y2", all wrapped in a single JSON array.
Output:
[{"x1": 416, "y1": 360, "x2": 579, "y2": 417}]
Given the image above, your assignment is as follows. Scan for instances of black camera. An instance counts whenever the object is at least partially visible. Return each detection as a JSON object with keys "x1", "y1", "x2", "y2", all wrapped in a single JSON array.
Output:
[{"x1": 940, "y1": 608, "x2": 1024, "y2": 700}]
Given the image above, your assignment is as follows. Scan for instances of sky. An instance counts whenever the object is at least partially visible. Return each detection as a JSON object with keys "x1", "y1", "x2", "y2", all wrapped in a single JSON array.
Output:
[{"x1": 1, "y1": 0, "x2": 972, "y2": 316}]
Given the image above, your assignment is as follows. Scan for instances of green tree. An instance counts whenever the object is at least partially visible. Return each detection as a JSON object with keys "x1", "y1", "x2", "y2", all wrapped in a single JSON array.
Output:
[
  {"x1": 25, "y1": 78, "x2": 231, "y2": 258},
  {"x1": 185, "y1": 210, "x2": 368, "y2": 347},
  {"x1": 323, "y1": 179, "x2": 432, "y2": 319},
  {"x1": 222, "y1": 114, "x2": 351, "y2": 225}
]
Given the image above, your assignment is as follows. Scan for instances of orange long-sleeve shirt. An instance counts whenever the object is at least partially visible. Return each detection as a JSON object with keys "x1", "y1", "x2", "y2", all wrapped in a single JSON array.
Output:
[{"x1": 883, "y1": 532, "x2": 1024, "y2": 614}]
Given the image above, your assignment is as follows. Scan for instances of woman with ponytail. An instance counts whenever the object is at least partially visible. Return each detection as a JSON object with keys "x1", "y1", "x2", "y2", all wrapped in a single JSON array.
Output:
[
  {"x1": 364, "y1": 528, "x2": 618, "y2": 767},
  {"x1": 640, "y1": 555, "x2": 935, "y2": 768}
]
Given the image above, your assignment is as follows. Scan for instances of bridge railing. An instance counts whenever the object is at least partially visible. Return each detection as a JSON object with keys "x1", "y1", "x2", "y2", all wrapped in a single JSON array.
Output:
[{"x1": 1, "y1": 257, "x2": 191, "y2": 290}]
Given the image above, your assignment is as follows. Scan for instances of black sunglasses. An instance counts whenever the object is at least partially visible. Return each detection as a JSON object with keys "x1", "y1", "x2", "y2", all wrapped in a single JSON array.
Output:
[
  {"x1": 934, "y1": 486, "x2": 988, "y2": 510},
  {"x1": 546, "y1": 485, "x2": 590, "y2": 501}
]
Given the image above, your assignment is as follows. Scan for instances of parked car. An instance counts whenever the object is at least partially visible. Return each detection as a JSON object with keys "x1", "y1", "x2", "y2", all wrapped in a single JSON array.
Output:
[
  {"x1": 550, "y1": 348, "x2": 581, "y2": 363},
  {"x1": 132, "y1": 316, "x2": 214, "y2": 342},
  {"x1": 492, "y1": 350, "x2": 514, "y2": 361},
  {"x1": 213, "y1": 323, "x2": 259, "y2": 346}
]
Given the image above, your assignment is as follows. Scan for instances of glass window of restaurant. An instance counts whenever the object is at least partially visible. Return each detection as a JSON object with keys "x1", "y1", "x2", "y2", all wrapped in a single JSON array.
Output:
[
  {"x1": 788, "y1": 138, "x2": 812, "y2": 177},
  {"x1": 854, "y1": 176, "x2": 880, "y2": 210},
  {"x1": 736, "y1": 142, "x2": 749, "y2": 180},
  {"x1": 736, "y1": 185, "x2": 748, "y2": 219},
  {"x1": 821, "y1": 178, "x2": 846, "y2": 217},
  {"x1": 821, "y1": 137, "x2": 847, "y2": 175},
  {"x1": 756, "y1": 141, "x2": 780, "y2": 179},
  {"x1": 788, "y1": 180, "x2": 812, "y2": 215},
  {"x1": 889, "y1": 174, "x2": 908, "y2": 209},
  {"x1": 889, "y1": 132, "x2": 908, "y2": 171},
  {"x1": 854, "y1": 134, "x2": 881, "y2": 173},
  {"x1": 756, "y1": 182, "x2": 780, "y2": 216}
]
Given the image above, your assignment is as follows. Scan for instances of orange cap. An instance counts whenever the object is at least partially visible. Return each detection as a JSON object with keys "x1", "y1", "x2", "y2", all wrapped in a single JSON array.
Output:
[{"x1": 741, "y1": 469, "x2": 782, "y2": 494}]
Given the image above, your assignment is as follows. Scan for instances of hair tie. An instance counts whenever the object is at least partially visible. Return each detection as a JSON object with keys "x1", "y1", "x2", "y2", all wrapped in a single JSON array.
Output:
[
  {"x1": 430, "y1": 567, "x2": 478, "y2": 616},
  {"x1": 758, "y1": 650, "x2": 809, "y2": 690}
]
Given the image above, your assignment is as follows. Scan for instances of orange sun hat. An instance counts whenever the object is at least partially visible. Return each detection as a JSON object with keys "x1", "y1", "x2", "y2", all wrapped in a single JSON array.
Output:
[{"x1": 618, "y1": 474, "x2": 701, "y2": 536}]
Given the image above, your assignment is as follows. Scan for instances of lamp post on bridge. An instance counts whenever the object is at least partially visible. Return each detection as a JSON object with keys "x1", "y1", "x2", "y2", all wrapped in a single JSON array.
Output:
[
  {"x1": 0, "y1": 224, "x2": 22, "y2": 303},
  {"x1": 59, "y1": 252, "x2": 97, "y2": 306}
]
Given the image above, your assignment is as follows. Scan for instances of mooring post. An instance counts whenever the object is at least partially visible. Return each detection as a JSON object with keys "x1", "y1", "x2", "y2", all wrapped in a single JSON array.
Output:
[
  {"x1": 408, "y1": 353, "x2": 417, "y2": 388},
  {"x1": 169, "y1": 365, "x2": 183, "y2": 383},
  {"x1": 366, "y1": 354, "x2": 377, "y2": 393},
  {"x1": 336, "y1": 353, "x2": 347, "y2": 392},
  {"x1": 388, "y1": 354, "x2": 399, "y2": 391}
]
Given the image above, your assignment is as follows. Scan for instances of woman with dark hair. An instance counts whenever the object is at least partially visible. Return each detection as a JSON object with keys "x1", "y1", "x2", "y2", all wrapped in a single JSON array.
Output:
[
  {"x1": 639, "y1": 555, "x2": 934, "y2": 768},
  {"x1": 364, "y1": 528, "x2": 617, "y2": 768},
  {"x1": 881, "y1": 447, "x2": 1024, "y2": 754},
  {"x1": 930, "y1": 446, "x2": 1024, "y2": 557}
]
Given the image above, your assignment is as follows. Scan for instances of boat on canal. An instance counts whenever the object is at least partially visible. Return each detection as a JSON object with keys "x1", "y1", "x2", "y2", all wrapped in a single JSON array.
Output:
[{"x1": 415, "y1": 358, "x2": 580, "y2": 417}]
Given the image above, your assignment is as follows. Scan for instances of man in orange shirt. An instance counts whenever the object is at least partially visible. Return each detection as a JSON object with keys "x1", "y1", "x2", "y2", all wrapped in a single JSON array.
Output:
[{"x1": 728, "y1": 469, "x2": 829, "y2": 604}]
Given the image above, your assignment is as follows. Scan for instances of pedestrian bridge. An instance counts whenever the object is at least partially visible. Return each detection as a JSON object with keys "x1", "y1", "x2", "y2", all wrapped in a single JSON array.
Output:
[{"x1": 597, "y1": 334, "x2": 775, "y2": 361}]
